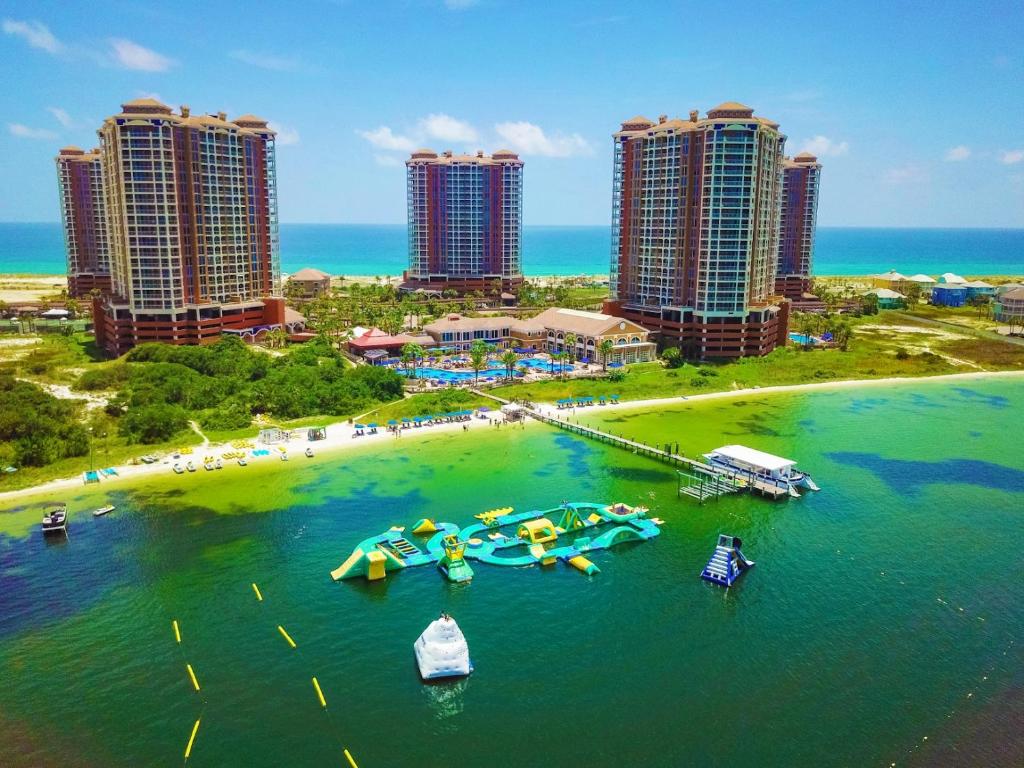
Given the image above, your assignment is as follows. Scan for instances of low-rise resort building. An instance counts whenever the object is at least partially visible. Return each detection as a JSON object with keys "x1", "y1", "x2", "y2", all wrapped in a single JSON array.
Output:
[
  {"x1": 350, "y1": 307, "x2": 657, "y2": 366},
  {"x1": 993, "y1": 286, "x2": 1024, "y2": 322},
  {"x1": 864, "y1": 288, "x2": 906, "y2": 309},
  {"x1": 931, "y1": 283, "x2": 968, "y2": 307},
  {"x1": 286, "y1": 268, "x2": 332, "y2": 299}
]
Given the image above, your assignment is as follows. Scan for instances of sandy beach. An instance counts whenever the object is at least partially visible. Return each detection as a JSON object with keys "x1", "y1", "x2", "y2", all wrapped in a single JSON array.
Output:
[{"x1": 4, "y1": 368, "x2": 1022, "y2": 507}]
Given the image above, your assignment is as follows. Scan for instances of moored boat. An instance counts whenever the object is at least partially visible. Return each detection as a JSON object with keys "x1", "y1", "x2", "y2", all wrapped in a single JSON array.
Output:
[
  {"x1": 41, "y1": 502, "x2": 68, "y2": 534},
  {"x1": 186, "y1": 461, "x2": 197, "y2": 472},
  {"x1": 237, "y1": 457, "x2": 247, "y2": 467},
  {"x1": 305, "y1": 447, "x2": 314, "y2": 458},
  {"x1": 703, "y1": 444, "x2": 820, "y2": 497},
  {"x1": 215, "y1": 459, "x2": 223, "y2": 470},
  {"x1": 173, "y1": 463, "x2": 185, "y2": 474},
  {"x1": 92, "y1": 505, "x2": 115, "y2": 517}
]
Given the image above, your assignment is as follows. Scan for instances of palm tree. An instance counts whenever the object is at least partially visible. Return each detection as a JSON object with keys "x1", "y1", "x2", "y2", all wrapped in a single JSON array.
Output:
[
  {"x1": 469, "y1": 339, "x2": 489, "y2": 385},
  {"x1": 500, "y1": 349, "x2": 519, "y2": 381},
  {"x1": 563, "y1": 332, "x2": 577, "y2": 363},
  {"x1": 400, "y1": 342, "x2": 425, "y2": 376},
  {"x1": 598, "y1": 339, "x2": 615, "y2": 372}
]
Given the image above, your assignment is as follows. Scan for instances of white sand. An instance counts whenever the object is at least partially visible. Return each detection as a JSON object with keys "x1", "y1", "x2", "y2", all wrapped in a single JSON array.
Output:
[{"x1": 0, "y1": 413, "x2": 510, "y2": 504}]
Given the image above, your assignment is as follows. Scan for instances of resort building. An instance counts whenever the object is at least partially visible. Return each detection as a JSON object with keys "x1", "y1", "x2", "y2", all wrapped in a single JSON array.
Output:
[
  {"x1": 55, "y1": 146, "x2": 112, "y2": 297},
  {"x1": 90, "y1": 99, "x2": 282, "y2": 355},
  {"x1": 286, "y1": 268, "x2": 332, "y2": 299},
  {"x1": 348, "y1": 328, "x2": 437, "y2": 359},
  {"x1": 603, "y1": 104, "x2": 790, "y2": 359},
  {"x1": 931, "y1": 283, "x2": 968, "y2": 307},
  {"x1": 531, "y1": 307, "x2": 656, "y2": 364},
  {"x1": 961, "y1": 280, "x2": 995, "y2": 300},
  {"x1": 775, "y1": 152, "x2": 821, "y2": 300},
  {"x1": 864, "y1": 288, "x2": 905, "y2": 309},
  {"x1": 993, "y1": 286, "x2": 1024, "y2": 323},
  {"x1": 421, "y1": 309, "x2": 655, "y2": 364},
  {"x1": 870, "y1": 271, "x2": 911, "y2": 292},
  {"x1": 906, "y1": 273, "x2": 936, "y2": 288},
  {"x1": 402, "y1": 149, "x2": 524, "y2": 297},
  {"x1": 938, "y1": 272, "x2": 966, "y2": 284}
]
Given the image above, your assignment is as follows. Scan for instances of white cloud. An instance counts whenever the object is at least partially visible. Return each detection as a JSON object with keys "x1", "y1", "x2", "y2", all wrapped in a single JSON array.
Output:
[
  {"x1": 268, "y1": 122, "x2": 300, "y2": 146},
  {"x1": 9, "y1": 123, "x2": 58, "y2": 140},
  {"x1": 2, "y1": 19, "x2": 62, "y2": 54},
  {"x1": 374, "y1": 154, "x2": 405, "y2": 168},
  {"x1": 419, "y1": 113, "x2": 478, "y2": 143},
  {"x1": 799, "y1": 135, "x2": 849, "y2": 157},
  {"x1": 944, "y1": 145, "x2": 971, "y2": 161},
  {"x1": 494, "y1": 121, "x2": 592, "y2": 157},
  {"x1": 357, "y1": 126, "x2": 418, "y2": 152},
  {"x1": 1001, "y1": 149, "x2": 1024, "y2": 165},
  {"x1": 230, "y1": 49, "x2": 299, "y2": 72},
  {"x1": 883, "y1": 165, "x2": 928, "y2": 185},
  {"x1": 444, "y1": 0, "x2": 479, "y2": 9},
  {"x1": 109, "y1": 38, "x2": 175, "y2": 72},
  {"x1": 47, "y1": 107, "x2": 74, "y2": 128}
]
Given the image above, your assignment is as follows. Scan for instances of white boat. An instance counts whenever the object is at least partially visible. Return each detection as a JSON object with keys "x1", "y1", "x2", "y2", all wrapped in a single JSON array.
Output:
[
  {"x1": 186, "y1": 461, "x2": 197, "y2": 473},
  {"x1": 305, "y1": 447, "x2": 314, "y2": 458},
  {"x1": 215, "y1": 459, "x2": 223, "y2": 470},
  {"x1": 173, "y1": 464, "x2": 185, "y2": 474},
  {"x1": 414, "y1": 613, "x2": 473, "y2": 681},
  {"x1": 41, "y1": 502, "x2": 68, "y2": 534},
  {"x1": 237, "y1": 458, "x2": 247, "y2": 467},
  {"x1": 92, "y1": 505, "x2": 115, "y2": 517},
  {"x1": 704, "y1": 444, "x2": 820, "y2": 496},
  {"x1": 280, "y1": 453, "x2": 289, "y2": 461}
]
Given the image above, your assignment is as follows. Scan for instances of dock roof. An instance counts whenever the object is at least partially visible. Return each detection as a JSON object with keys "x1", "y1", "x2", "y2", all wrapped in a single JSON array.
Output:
[{"x1": 709, "y1": 445, "x2": 796, "y2": 472}]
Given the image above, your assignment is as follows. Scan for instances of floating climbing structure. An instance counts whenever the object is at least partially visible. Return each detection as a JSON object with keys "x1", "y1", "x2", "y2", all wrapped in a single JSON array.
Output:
[
  {"x1": 331, "y1": 502, "x2": 663, "y2": 583},
  {"x1": 700, "y1": 534, "x2": 755, "y2": 587}
]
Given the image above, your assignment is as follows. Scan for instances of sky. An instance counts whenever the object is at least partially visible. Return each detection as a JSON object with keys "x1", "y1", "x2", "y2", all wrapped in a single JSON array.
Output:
[{"x1": 1, "y1": 0, "x2": 1022, "y2": 227}]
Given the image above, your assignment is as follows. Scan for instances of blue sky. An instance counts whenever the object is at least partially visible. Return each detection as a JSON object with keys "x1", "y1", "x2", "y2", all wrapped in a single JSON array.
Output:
[{"x1": 1, "y1": 0, "x2": 1022, "y2": 227}]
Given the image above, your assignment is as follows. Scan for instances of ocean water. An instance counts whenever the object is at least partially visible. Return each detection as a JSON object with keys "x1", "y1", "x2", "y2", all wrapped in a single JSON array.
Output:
[
  {"x1": 1, "y1": 222, "x2": 1021, "y2": 278},
  {"x1": 1, "y1": 378, "x2": 1021, "y2": 767}
]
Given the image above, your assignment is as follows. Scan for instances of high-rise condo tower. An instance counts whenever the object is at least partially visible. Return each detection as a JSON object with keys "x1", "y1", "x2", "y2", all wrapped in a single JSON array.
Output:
[
  {"x1": 91, "y1": 98, "x2": 284, "y2": 355},
  {"x1": 604, "y1": 102, "x2": 790, "y2": 358},
  {"x1": 56, "y1": 146, "x2": 112, "y2": 297},
  {"x1": 775, "y1": 152, "x2": 821, "y2": 299},
  {"x1": 403, "y1": 149, "x2": 523, "y2": 298}
]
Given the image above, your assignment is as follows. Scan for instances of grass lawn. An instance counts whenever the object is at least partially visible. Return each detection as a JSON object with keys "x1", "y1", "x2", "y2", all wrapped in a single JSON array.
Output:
[
  {"x1": 492, "y1": 311, "x2": 1023, "y2": 404},
  {"x1": 359, "y1": 389, "x2": 493, "y2": 423}
]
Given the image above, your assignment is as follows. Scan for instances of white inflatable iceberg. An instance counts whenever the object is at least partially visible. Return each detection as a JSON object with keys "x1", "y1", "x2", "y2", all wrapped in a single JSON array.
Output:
[{"x1": 414, "y1": 613, "x2": 473, "y2": 681}]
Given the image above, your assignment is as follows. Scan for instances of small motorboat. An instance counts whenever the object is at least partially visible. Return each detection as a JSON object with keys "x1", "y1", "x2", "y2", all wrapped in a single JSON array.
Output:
[
  {"x1": 214, "y1": 458, "x2": 223, "y2": 470},
  {"x1": 305, "y1": 447, "x2": 314, "y2": 458},
  {"x1": 237, "y1": 457, "x2": 248, "y2": 467},
  {"x1": 173, "y1": 464, "x2": 185, "y2": 474},
  {"x1": 280, "y1": 452, "x2": 289, "y2": 461},
  {"x1": 186, "y1": 461, "x2": 197, "y2": 473},
  {"x1": 92, "y1": 505, "x2": 115, "y2": 517},
  {"x1": 41, "y1": 503, "x2": 68, "y2": 534},
  {"x1": 414, "y1": 613, "x2": 473, "y2": 681}
]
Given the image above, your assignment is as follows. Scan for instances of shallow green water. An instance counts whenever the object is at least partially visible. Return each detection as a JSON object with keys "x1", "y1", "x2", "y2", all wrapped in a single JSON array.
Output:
[{"x1": 1, "y1": 379, "x2": 1022, "y2": 767}]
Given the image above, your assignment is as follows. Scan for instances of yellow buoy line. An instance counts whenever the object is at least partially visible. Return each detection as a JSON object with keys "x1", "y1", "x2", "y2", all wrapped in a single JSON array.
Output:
[
  {"x1": 250, "y1": 582, "x2": 362, "y2": 766},
  {"x1": 171, "y1": 619, "x2": 207, "y2": 764}
]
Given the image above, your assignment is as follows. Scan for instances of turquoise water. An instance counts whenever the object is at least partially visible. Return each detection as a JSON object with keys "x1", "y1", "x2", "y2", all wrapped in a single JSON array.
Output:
[
  {"x1": 0, "y1": 378, "x2": 1022, "y2": 766},
  {"x1": 2, "y1": 223, "x2": 1022, "y2": 277}
]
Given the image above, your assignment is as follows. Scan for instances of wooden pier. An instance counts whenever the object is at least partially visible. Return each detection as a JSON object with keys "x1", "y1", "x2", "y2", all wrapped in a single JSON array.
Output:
[{"x1": 473, "y1": 391, "x2": 789, "y2": 500}]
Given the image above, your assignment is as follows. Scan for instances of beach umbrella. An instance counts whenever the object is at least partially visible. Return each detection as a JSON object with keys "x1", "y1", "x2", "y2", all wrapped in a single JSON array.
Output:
[
  {"x1": 355, "y1": 424, "x2": 366, "y2": 429},
  {"x1": 368, "y1": 423, "x2": 378, "y2": 428},
  {"x1": 477, "y1": 406, "x2": 491, "y2": 412},
  {"x1": 387, "y1": 419, "x2": 398, "y2": 425},
  {"x1": 401, "y1": 417, "x2": 411, "y2": 422}
]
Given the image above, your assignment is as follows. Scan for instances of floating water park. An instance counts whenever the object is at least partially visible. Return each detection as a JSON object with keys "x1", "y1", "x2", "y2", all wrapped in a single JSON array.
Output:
[{"x1": 330, "y1": 502, "x2": 664, "y2": 583}]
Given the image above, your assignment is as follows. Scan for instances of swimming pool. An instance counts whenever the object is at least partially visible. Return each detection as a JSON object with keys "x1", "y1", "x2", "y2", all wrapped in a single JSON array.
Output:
[
  {"x1": 400, "y1": 366, "x2": 513, "y2": 383},
  {"x1": 788, "y1": 333, "x2": 818, "y2": 344}
]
